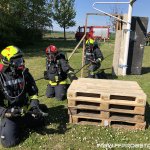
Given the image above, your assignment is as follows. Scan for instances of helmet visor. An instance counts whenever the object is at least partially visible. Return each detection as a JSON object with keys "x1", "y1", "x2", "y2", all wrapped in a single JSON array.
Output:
[
  {"x1": 86, "y1": 44, "x2": 93, "y2": 51},
  {"x1": 10, "y1": 57, "x2": 25, "y2": 70}
]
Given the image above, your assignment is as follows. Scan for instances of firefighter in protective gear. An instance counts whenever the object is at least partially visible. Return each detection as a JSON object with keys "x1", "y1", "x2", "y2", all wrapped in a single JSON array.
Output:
[
  {"x1": 0, "y1": 46, "x2": 47, "y2": 148},
  {"x1": 44, "y1": 45, "x2": 77, "y2": 100},
  {"x1": 84, "y1": 38, "x2": 104, "y2": 78}
]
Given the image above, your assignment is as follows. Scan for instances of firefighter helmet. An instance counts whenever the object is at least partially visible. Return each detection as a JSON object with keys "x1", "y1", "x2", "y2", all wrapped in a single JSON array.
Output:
[
  {"x1": 1, "y1": 45, "x2": 23, "y2": 65},
  {"x1": 86, "y1": 38, "x2": 94, "y2": 45},
  {"x1": 0, "y1": 45, "x2": 25, "y2": 71},
  {"x1": 46, "y1": 45, "x2": 57, "y2": 54}
]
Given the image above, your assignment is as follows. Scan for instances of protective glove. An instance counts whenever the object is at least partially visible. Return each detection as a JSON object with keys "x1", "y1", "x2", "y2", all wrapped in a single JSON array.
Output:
[
  {"x1": 5, "y1": 107, "x2": 22, "y2": 118},
  {"x1": 29, "y1": 99, "x2": 48, "y2": 118},
  {"x1": 87, "y1": 58, "x2": 100, "y2": 64},
  {"x1": 29, "y1": 106, "x2": 48, "y2": 118},
  {"x1": 68, "y1": 70, "x2": 78, "y2": 82},
  {"x1": 29, "y1": 99, "x2": 40, "y2": 118},
  {"x1": 95, "y1": 58, "x2": 102, "y2": 64},
  {"x1": 70, "y1": 74, "x2": 78, "y2": 82},
  {"x1": 30, "y1": 107, "x2": 42, "y2": 118}
]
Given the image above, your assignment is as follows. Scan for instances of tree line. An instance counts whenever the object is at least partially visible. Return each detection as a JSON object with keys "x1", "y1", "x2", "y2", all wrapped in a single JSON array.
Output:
[{"x1": 0, "y1": 0, "x2": 76, "y2": 48}]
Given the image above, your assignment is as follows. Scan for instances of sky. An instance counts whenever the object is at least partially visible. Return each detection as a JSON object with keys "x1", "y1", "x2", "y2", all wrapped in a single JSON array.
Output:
[{"x1": 53, "y1": 0, "x2": 150, "y2": 32}]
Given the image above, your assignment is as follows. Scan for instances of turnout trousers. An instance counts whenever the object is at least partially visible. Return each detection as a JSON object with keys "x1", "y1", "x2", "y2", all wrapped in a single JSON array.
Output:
[
  {"x1": 46, "y1": 83, "x2": 67, "y2": 101},
  {"x1": 88, "y1": 63, "x2": 100, "y2": 78},
  {"x1": 87, "y1": 63, "x2": 107, "y2": 79},
  {"x1": 0, "y1": 114, "x2": 43, "y2": 148}
]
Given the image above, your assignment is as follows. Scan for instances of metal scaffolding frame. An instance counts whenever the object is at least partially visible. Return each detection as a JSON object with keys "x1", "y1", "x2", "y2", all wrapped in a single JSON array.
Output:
[
  {"x1": 92, "y1": 0, "x2": 136, "y2": 76},
  {"x1": 68, "y1": 0, "x2": 137, "y2": 76}
]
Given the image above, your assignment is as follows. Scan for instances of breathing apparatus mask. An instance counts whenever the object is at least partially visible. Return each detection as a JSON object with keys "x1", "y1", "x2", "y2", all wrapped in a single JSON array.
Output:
[
  {"x1": 86, "y1": 44, "x2": 94, "y2": 52},
  {"x1": 10, "y1": 56, "x2": 25, "y2": 71},
  {"x1": 45, "y1": 45, "x2": 58, "y2": 63},
  {"x1": 46, "y1": 52, "x2": 57, "y2": 63}
]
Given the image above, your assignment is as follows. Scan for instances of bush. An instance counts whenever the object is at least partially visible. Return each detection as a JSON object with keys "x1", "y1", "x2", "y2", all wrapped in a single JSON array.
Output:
[
  {"x1": 0, "y1": 26, "x2": 43, "y2": 48},
  {"x1": 16, "y1": 28, "x2": 42, "y2": 46}
]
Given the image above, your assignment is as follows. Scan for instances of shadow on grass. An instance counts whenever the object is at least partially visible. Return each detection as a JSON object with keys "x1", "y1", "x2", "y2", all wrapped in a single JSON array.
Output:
[
  {"x1": 34, "y1": 105, "x2": 69, "y2": 135},
  {"x1": 104, "y1": 73, "x2": 118, "y2": 80},
  {"x1": 18, "y1": 105, "x2": 69, "y2": 146},
  {"x1": 83, "y1": 71, "x2": 118, "y2": 80},
  {"x1": 142, "y1": 67, "x2": 150, "y2": 74},
  {"x1": 21, "y1": 39, "x2": 81, "y2": 58}
]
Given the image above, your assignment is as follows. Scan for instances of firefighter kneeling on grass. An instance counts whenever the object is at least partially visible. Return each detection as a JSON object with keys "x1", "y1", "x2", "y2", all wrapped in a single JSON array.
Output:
[
  {"x1": 84, "y1": 38, "x2": 104, "y2": 78},
  {"x1": 44, "y1": 45, "x2": 77, "y2": 101},
  {"x1": 0, "y1": 46, "x2": 48, "y2": 148}
]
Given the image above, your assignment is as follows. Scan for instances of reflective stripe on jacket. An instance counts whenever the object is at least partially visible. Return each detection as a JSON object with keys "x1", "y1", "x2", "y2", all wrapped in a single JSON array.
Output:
[{"x1": 49, "y1": 79, "x2": 67, "y2": 86}]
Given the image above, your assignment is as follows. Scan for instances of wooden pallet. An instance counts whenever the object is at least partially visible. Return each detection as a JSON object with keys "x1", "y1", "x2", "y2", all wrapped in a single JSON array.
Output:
[
  {"x1": 69, "y1": 115, "x2": 146, "y2": 130},
  {"x1": 67, "y1": 78, "x2": 147, "y2": 130}
]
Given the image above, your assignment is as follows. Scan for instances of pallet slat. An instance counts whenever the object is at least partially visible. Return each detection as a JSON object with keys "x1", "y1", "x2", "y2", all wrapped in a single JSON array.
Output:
[
  {"x1": 68, "y1": 109, "x2": 145, "y2": 123},
  {"x1": 69, "y1": 115, "x2": 146, "y2": 130},
  {"x1": 68, "y1": 102, "x2": 145, "y2": 115},
  {"x1": 68, "y1": 97, "x2": 146, "y2": 107}
]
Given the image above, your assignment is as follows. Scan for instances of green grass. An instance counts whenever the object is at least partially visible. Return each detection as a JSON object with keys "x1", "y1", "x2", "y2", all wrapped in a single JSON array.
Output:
[
  {"x1": 43, "y1": 31, "x2": 75, "y2": 40},
  {"x1": 2, "y1": 39, "x2": 150, "y2": 150}
]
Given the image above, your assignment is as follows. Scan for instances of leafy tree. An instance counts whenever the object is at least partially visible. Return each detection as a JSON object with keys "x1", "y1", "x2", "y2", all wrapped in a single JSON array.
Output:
[
  {"x1": 52, "y1": 0, "x2": 76, "y2": 39},
  {"x1": 0, "y1": 0, "x2": 53, "y2": 47},
  {"x1": 0, "y1": 1, "x2": 20, "y2": 47},
  {"x1": 23, "y1": 0, "x2": 52, "y2": 30}
]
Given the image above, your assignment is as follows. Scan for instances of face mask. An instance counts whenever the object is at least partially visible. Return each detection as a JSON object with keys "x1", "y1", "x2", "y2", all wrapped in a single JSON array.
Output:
[
  {"x1": 10, "y1": 57, "x2": 25, "y2": 70},
  {"x1": 86, "y1": 45, "x2": 93, "y2": 52},
  {"x1": 47, "y1": 53, "x2": 56, "y2": 62}
]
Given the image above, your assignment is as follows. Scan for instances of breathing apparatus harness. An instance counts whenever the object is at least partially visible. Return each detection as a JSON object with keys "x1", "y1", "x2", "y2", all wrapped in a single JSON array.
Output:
[
  {"x1": 85, "y1": 44, "x2": 96, "y2": 64},
  {"x1": 0, "y1": 70, "x2": 26, "y2": 100},
  {"x1": 46, "y1": 52, "x2": 62, "y2": 79},
  {"x1": 0, "y1": 57, "x2": 26, "y2": 99}
]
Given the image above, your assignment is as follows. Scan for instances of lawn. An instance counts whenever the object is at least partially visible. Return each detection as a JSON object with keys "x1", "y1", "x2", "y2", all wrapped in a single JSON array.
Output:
[{"x1": 3, "y1": 38, "x2": 150, "y2": 150}]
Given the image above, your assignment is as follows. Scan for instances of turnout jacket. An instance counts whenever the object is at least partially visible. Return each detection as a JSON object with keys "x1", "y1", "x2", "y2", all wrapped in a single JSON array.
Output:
[
  {"x1": 0, "y1": 68, "x2": 38, "y2": 117},
  {"x1": 46, "y1": 52, "x2": 70, "y2": 82},
  {"x1": 85, "y1": 47, "x2": 104, "y2": 65}
]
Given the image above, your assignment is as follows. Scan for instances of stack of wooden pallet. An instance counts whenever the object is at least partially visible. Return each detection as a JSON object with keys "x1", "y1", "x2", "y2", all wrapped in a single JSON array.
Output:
[{"x1": 67, "y1": 78, "x2": 147, "y2": 130}]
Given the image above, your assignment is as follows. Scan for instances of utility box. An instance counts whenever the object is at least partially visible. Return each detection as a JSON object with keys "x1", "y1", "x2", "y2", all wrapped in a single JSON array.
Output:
[{"x1": 127, "y1": 16, "x2": 149, "y2": 75}]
